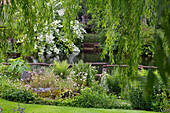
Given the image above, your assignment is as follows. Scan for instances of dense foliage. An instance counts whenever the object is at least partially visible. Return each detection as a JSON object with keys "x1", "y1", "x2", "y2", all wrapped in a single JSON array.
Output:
[
  {"x1": 85, "y1": 0, "x2": 169, "y2": 102},
  {"x1": 0, "y1": 0, "x2": 86, "y2": 61},
  {"x1": 0, "y1": 59, "x2": 169, "y2": 112},
  {"x1": 0, "y1": 0, "x2": 54, "y2": 60},
  {"x1": 1, "y1": 88, "x2": 35, "y2": 103},
  {"x1": 0, "y1": 0, "x2": 169, "y2": 112}
]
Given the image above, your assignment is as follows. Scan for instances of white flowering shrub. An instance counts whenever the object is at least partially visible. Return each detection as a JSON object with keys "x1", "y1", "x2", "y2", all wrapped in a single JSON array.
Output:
[
  {"x1": 71, "y1": 60, "x2": 97, "y2": 92},
  {"x1": 34, "y1": 1, "x2": 86, "y2": 55},
  {"x1": 70, "y1": 71, "x2": 88, "y2": 91},
  {"x1": 16, "y1": 0, "x2": 86, "y2": 56}
]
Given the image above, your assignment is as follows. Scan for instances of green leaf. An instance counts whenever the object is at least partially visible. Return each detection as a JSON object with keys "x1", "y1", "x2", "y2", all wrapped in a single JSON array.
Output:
[
  {"x1": 144, "y1": 69, "x2": 158, "y2": 103},
  {"x1": 154, "y1": 36, "x2": 167, "y2": 86}
]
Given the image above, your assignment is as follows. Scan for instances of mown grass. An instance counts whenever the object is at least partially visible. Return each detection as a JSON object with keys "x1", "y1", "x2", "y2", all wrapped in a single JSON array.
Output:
[{"x1": 0, "y1": 98, "x2": 159, "y2": 113}]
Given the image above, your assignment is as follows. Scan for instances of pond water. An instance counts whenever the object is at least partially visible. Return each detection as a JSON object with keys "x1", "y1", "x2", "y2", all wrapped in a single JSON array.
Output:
[
  {"x1": 26, "y1": 51, "x2": 154, "y2": 73},
  {"x1": 26, "y1": 52, "x2": 107, "y2": 64}
]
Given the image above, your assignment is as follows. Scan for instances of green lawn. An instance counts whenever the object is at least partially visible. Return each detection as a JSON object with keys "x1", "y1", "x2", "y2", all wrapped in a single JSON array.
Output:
[{"x1": 0, "y1": 98, "x2": 159, "y2": 113}]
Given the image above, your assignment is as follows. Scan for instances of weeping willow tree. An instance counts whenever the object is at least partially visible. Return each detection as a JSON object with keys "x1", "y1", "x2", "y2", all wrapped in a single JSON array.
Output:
[
  {"x1": 0, "y1": 0, "x2": 169, "y2": 101},
  {"x1": 0, "y1": 0, "x2": 83, "y2": 60},
  {"x1": 85, "y1": 0, "x2": 169, "y2": 99},
  {"x1": 0, "y1": 0, "x2": 54, "y2": 62}
]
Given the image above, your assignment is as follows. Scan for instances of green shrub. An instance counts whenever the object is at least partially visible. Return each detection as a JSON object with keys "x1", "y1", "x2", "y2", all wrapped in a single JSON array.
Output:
[
  {"x1": 116, "y1": 99, "x2": 132, "y2": 110},
  {"x1": 129, "y1": 87, "x2": 151, "y2": 110},
  {"x1": 4, "y1": 58, "x2": 31, "y2": 79},
  {"x1": 71, "y1": 60, "x2": 97, "y2": 91},
  {"x1": 140, "y1": 25, "x2": 166, "y2": 55},
  {"x1": 55, "y1": 98, "x2": 75, "y2": 107},
  {"x1": 71, "y1": 87, "x2": 118, "y2": 109},
  {"x1": 129, "y1": 69, "x2": 169, "y2": 112},
  {"x1": 0, "y1": 65, "x2": 8, "y2": 76},
  {"x1": 33, "y1": 97, "x2": 55, "y2": 105},
  {"x1": 98, "y1": 31, "x2": 107, "y2": 45},
  {"x1": 106, "y1": 70, "x2": 121, "y2": 96},
  {"x1": 151, "y1": 85, "x2": 170, "y2": 112},
  {"x1": 1, "y1": 88, "x2": 35, "y2": 103},
  {"x1": 51, "y1": 60, "x2": 71, "y2": 79},
  {"x1": 0, "y1": 76, "x2": 21, "y2": 95}
]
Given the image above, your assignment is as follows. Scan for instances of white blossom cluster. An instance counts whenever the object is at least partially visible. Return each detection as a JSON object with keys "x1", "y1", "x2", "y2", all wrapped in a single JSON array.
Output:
[
  {"x1": 16, "y1": 0, "x2": 86, "y2": 56},
  {"x1": 71, "y1": 20, "x2": 86, "y2": 41},
  {"x1": 34, "y1": 1, "x2": 86, "y2": 55},
  {"x1": 70, "y1": 71, "x2": 87, "y2": 90},
  {"x1": 57, "y1": 9, "x2": 65, "y2": 16},
  {"x1": 35, "y1": 29, "x2": 60, "y2": 55}
]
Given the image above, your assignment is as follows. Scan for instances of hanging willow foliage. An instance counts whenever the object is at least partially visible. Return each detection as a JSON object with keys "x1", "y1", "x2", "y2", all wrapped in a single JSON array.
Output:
[
  {"x1": 86, "y1": 0, "x2": 169, "y2": 99},
  {"x1": 0, "y1": 0, "x2": 54, "y2": 61},
  {"x1": 86, "y1": 0, "x2": 140, "y2": 95},
  {"x1": 61, "y1": 0, "x2": 82, "y2": 54},
  {"x1": 0, "y1": 0, "x2": 169, "y2": 99}
]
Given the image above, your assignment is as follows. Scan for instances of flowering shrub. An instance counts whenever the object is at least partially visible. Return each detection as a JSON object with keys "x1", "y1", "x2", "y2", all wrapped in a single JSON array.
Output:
[
  {"x1": 15, "y1": 1, "x2": 86, "y2": 56},
  {"x1": 30, "y1": 70, "x2": 58, "y2": 88},
  {"x1": 35, "y1": 20, "x2": 85, "y2": 55},
  {"x1": 70, "y1": 71, "x2": 87, "y2": 92},
  {"x1": 71, "y1": 60, "x2": 97, "y2": 91},
  {"x1": 29, "y1": 67, "x2": 75, "y2": 98},
  {"x1": 0, "y1": 75, "x2": 21, "y2": 94},
  {"x1": 34, "y1": 1, "x2": 86, "y2": 55}
]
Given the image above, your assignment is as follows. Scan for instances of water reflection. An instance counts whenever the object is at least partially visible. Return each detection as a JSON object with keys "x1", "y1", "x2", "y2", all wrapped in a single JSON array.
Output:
[{"x1": 26, "y1": 51, "x2": 153, "y2": 73}]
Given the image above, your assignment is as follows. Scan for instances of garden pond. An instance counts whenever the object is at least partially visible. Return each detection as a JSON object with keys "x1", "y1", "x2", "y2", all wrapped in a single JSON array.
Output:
[{"x1": 25, "y1": 51, "x2": 154, "y2": 73}]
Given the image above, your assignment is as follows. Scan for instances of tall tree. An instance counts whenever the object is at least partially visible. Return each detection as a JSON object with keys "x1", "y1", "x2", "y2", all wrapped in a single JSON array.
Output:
[{"x1": 85, "y1": 0, "x2": 169, "y2": 100}]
